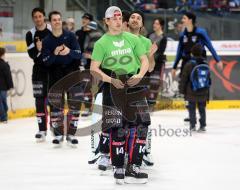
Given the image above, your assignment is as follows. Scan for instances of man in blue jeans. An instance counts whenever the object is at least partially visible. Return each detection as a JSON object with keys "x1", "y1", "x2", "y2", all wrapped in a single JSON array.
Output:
[{"x1": 0, "y1": 47, "x2": 14, "y2": 123}]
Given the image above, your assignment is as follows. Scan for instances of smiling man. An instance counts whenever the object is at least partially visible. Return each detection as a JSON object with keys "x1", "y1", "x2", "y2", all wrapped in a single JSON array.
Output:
[
  {"x1": 25, "y1": 8, "x2": 52, "y2": 142},
  {"x1": 42, "y1": 11, "x2": 81, "y2": 147}
]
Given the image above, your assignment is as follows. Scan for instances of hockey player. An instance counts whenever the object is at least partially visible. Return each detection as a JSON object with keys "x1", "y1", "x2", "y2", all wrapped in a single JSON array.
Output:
[
  {"x1": 25, "y1": 8, "x2": 51, "y2": 142},
  {"x1": 127, "y1": 11, "x2": 158, "y2": 167},
  {"x1": 91, "y1": 6, "x2": 150, "y2": 184},
  {"x1": 42, "y1": 11, "x2": 81, "y2": 147}
]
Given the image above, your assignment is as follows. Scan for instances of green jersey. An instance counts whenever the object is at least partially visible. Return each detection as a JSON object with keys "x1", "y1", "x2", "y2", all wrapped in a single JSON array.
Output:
[
  {"x1": 138, "y1": 35, "x2": 152, "y2": 56},
  {"x1": 91, "y1": 32, "x2": 146, "y2": 75}
]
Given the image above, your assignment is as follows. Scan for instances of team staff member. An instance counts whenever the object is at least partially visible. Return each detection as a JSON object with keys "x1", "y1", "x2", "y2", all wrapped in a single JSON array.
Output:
[
  {"x1": 172, "y1": 12, "x2": 223, "y2": 78},
  {"x1": 25, "y1": 8, "x2": 51, "y2": 142},
  {"x1": 171, "y1": 12, "x2": 223, "y2": 122}
]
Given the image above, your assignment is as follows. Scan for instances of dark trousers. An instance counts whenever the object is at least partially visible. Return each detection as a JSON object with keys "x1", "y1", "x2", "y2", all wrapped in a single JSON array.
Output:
[
  {"x1": 101, "y1": 74, "x2": 150, "y2": 167},
  {"x1": 0, "y1": 91, "x2": 8, "y2": 121},
  {"x1": 188, "y1": 101, "x2": 206, "y2": 128}
]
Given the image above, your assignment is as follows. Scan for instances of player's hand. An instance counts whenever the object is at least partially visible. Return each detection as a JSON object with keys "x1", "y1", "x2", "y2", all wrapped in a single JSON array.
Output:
[
  {"x1": 59, "y1": 45, "x2": 70, "y2": 55},
  {"x1": 171, "y1": 69, "x2": 177, "y2": 78},
  {"x1": 217, "y1": 61, "x2": 223, "y2": 70},
  {"x1": 54, "y1": 45, "x2": 64, "y2": 55},
  {"x1": 149, "y1": 43, "x2": 158, "y2": 57},
  {"x1": 36, "y1": 38, "x2": 42, "y2": 52},
  {"x1": 127, "y1": 74, "x2": 143, "y2": 87},
  {"x1": 111, "y1": 78, "x2": 124, "y2": 89}
]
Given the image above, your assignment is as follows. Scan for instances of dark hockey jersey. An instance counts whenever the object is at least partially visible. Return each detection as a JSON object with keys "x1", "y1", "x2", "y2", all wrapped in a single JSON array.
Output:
[{"x1": 25, "y1": 24, "x2": 52, "y2": 65}]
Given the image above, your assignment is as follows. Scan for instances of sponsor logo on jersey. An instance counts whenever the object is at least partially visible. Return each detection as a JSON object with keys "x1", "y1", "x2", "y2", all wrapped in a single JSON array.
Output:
[
  {"x1": 111, "y1": 48, "x2": 132, "y2": 56},
  {"x1": 113, "y1": 40, "x2": 124, "y2": 48}
]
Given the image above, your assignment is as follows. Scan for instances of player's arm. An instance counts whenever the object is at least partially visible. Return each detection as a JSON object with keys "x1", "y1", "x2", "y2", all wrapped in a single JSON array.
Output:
[
  {"x1": 25, "y1": 31, "x2": 38, "y2": 60},
  {"x1": 68, "y1": 33, "x2": 82, "y2": 59},
  {"x1": 139, "y1": 54, "x2": 149, "y2": 77},
  {"x1": 173, "y1": 36, "x2": 183, "y2": 70},
  {"x1": 172, "y1": 35, "x2": 184, "y2": 77},
  {"x1": 90, "y1": 60, "x2": 112, "y2": 83},
  {"x1": 42, "y1": 38, "x2": 57, "y2": 66},
  {"x1": 127, "y1": 54, "x2": 149, "y2": 87},
  {"x1": 148, "y1": 43, "x2": 157, "y2": 72},
  {"x1": 201, "y1": 29, "x2": 223, "y2": 69}
]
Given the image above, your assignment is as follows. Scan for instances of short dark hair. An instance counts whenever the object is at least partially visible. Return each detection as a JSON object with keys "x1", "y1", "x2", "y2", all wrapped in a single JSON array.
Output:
[
  {"x1": 184, "y1": 12, "x2": 196, "y2": 25},
  {"x1": 32, "y1": 8, "x2": 45, "y2": 17},
  {"x1": 130, "y1": 10, "x2": 145, "y2": 25},
  {"x1": 48, "y1": 11, "x2": 62, "y2": 21},
  {"x1": 191, "y1": 44, "x2": 203, "y2": 57},
  {"x1": 154, "y1": 17, "x2": 165, "y2": 30},
  {"x1": 0, "y1": 47, "x2": 6, "y2": 57}
]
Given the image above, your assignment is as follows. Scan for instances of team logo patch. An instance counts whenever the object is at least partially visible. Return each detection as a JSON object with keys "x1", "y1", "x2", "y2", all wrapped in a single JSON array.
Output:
[
  {"x1": 113, "y1": 40, "x2": 124, "y2": 48},
  {"x1": 192, "y1": 36, "x2": 197, "y2": 42},
  {"x1": 183, "y1": 36, "x2": 188, "y2": 43}
]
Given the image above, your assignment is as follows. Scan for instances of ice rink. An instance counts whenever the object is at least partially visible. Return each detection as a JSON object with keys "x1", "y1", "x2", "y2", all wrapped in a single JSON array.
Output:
[{"x1": 0, "y1": 109, "x2": 240, "y2": 190}]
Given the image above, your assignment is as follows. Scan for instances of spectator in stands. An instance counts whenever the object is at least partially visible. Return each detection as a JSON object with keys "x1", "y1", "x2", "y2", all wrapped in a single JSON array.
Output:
[
  {"x1": 229, "y1": 0, "x2": 240, "y2": 8},
  {"x1": 75, "y1": 13, "x2": 93, "y2": 56},
  {"x1": 62, "y1": 20, "x2": 68, "y2": 30},
  {"x1": 66, "y1": 17, "x2": 75, "y2": 32},
  {"x1": 209, "y1": 0, "x2": 229, "y2": 12},
  {"x1": 0, "y1": 47, "x2": 13, "y2": 124},
  {"x1": 191, "y1": 0, "x2": 207, "y2": 11},
  {"x1": 175, "y1": 0, "x2": 193, "y2": 13}
]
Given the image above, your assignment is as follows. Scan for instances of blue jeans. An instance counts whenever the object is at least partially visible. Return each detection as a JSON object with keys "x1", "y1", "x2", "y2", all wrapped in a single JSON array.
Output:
[{"x1": 0, "y1": 91, "x2": 8, "y2": 121}]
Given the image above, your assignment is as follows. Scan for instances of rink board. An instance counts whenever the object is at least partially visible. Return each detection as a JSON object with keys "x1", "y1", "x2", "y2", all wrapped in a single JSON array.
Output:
[
  {"x1": 4, "y1": 41, "x2": 240, "y2": 120},
  {"x1": 8, "y1": 100, "x2": 240, "y2": 120}
]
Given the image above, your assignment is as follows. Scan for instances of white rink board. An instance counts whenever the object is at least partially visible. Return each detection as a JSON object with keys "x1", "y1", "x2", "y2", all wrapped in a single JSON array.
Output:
[
  {"x1": 5, "y1": 53, "x2": 34, "y2": 110},
  {"x1": 5, "y1": 41, "x2": 240, "y2": 111}
]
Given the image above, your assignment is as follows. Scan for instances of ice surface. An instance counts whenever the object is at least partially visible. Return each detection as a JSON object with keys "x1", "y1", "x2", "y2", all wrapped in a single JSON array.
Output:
[{"x1": 0, "y1": 109, "x2": 240, "y2": 190}]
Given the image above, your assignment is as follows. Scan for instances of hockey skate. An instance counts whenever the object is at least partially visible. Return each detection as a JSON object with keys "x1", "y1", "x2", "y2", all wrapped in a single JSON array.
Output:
[
  {"x1": 52, "y1": 135, "x2": 64, "y2": 148},
  {"x1": 113, "y1": 167, "x2": 125, "y2": 185},
  {"x1": 125, "y1": 164, "x2": 148, "y2": 184},
  {"x1": 35, "y1": 131, "x2": 46, "y2": 143},
  {"x1": 66, "y1": 135, "x2": 78, "y2": 148}
]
